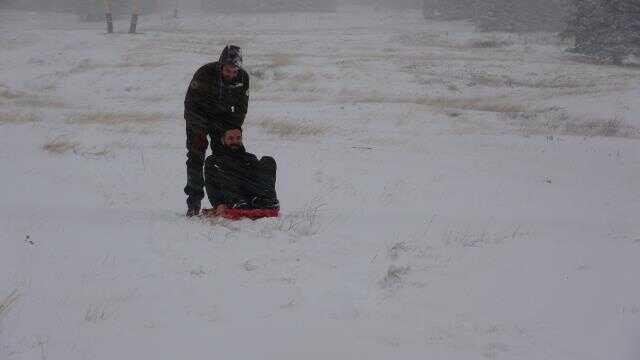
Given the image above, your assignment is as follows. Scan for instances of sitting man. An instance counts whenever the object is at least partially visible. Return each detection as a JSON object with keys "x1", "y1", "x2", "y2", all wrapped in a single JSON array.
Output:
[{"x1": 204, "y1": 127, "x2": 279, "y2": 216}]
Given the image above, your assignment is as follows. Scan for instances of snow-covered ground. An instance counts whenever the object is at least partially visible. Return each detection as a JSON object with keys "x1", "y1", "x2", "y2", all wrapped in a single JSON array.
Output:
[{"x1": 1, "y1": 6, "x2": 640, "y2": 359}]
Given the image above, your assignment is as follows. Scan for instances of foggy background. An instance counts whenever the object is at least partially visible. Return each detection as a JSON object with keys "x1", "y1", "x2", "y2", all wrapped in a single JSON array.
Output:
[{"x1": 1, "y1": 0, "x2": 633, "y2": 60}]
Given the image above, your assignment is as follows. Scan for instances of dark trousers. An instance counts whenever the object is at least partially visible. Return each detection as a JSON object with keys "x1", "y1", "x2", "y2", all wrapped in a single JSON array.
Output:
[
  {"x1": 204, "y1": 155, "x2": 277, "y2": 208},
  {"x1": 184, "y1": 113, "x2": 225, "y2": 209}
]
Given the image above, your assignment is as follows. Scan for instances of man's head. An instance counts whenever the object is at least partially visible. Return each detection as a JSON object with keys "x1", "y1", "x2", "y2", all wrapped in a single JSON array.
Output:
[
  {"x1": 222, "y1": 128, "x2": 243, "y2": 151},
  {"x1": 219, "y1": 45, "x2": 242, "y2": 81},
  {"x1": 221, "y1": 64, "x2": 238, "y2": 82}
]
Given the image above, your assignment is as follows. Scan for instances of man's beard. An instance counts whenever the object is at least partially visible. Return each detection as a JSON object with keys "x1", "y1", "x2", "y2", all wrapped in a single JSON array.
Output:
[{"x1": 228, "y1": 144, "x2": 241, "y2": 151}]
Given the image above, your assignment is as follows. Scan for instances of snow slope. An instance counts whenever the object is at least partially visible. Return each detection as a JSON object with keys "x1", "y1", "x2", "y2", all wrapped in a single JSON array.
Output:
[{"x1": 1, "y1": 6, "x2": 639, "y2": 359}]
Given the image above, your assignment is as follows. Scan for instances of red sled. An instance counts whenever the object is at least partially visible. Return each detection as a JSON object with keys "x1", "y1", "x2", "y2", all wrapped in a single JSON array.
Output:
[{"x1": 201, "y1": 208, "x2": 280, "y2": 220}]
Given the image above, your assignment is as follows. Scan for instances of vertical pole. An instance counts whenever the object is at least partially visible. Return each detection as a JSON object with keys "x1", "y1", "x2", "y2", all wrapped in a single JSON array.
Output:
[
  {"x1": 104, "y1": 0, "x2": 113, "y2": 33},
  {"x1": 129, "y1": 0, "x2": 140, "y2": 34}
]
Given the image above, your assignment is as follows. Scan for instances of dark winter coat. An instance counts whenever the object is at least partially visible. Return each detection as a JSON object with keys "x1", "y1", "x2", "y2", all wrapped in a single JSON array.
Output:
[
  {"x1": 184, "y1": 61, "x2": 250, "y2": 132},
  {"x1": 204, "y1": 146, "x2": 278, "y2": 209},
  {"x1": 212, "y1": 145, "x2": 260, "y2": 178}
]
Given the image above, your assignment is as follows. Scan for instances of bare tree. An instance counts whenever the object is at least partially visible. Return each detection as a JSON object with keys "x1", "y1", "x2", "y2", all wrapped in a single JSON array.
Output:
[
  {"x1": 474, "y1": 0, "x2": 568, "y2": 32},
  {"x1": 129, "y1": 0, "x2": 139, "y2": 33},
  {"x1": 104, "y1": 0, "x2": 114, "y2": 33},
  {"x1": 563, "y1": 0, "x2": 640, "y2": 62}
]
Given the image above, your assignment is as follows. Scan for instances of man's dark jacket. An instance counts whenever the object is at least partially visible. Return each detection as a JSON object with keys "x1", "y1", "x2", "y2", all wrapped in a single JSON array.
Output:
[
  {"x1": 184, "y1": 62, "x2": 249, "y2": 132},
  {"x1": 205, "y1": 146, "x2": 277, "y2": 209}
]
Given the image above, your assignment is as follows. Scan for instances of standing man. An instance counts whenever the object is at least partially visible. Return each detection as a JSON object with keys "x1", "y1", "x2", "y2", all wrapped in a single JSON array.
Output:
[{"x1": 184, "y1": 45, "x2": 250, "y2": 216}]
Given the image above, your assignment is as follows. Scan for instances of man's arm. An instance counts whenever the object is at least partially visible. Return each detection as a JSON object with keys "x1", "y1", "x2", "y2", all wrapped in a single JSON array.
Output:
[
  {"x1": 227, "y1": 71, "x2": 250, "y2": 127},
  {"x1": 186, "y1": 65, "x2": 212, "y2": 102},
  {"x1": 185, "y1": 63, "x2": 227, "y2": 120}
]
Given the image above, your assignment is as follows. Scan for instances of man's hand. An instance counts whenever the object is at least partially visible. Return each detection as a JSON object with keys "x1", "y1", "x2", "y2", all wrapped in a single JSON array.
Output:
[{"x1": 214, "y1": 204, "x2": 227, "y2": 216}]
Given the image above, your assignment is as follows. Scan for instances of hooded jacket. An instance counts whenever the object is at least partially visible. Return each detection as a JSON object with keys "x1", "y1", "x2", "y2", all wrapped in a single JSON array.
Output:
[
  {"x1": 184, "y1": 47, "x2": 250, "y2": 132},
  {"x1": 205, "y1": 144, "x2": 261, "y2": 208}
]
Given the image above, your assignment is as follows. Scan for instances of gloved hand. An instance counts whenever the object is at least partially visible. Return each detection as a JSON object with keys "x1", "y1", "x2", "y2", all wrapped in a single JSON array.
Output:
[{"x1": 214, "y1": 204, "x2": 227, "y2": 216}]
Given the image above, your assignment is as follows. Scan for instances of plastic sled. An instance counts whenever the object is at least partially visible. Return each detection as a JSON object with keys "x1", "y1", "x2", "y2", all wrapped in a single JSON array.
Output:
[{"x1": 201, "y1": 208, "x2": 280, "y2": 220}]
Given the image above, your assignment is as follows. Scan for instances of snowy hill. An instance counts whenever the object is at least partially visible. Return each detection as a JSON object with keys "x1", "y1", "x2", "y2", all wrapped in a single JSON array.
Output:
[{"x1": 1, "y1": 6, "x2": 639, "y2": 359}]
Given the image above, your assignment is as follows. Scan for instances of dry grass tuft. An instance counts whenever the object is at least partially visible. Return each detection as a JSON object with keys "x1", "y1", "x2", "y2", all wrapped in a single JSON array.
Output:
[
  {"x1": 459, "y1": 70, "x2": 587, "y2": 89},
  {"x1": 0, "y1": 84, "x2": 65, "y2": 108},
  {"x1": 274, "y1": 198, "x2": 326, "y2": 237},
  {"x1": 84, "y1": 304, "x2": 109, "y2": 323},
  {"x1": 0, "y1": 86, "x2": 24, "y2": 100},
  {"x1": 462, "y1": 38, "x2": 514, "y2": 49},
  {"x1": 519, "y1": 32, "x2": 568, "y2": 46},
  {"x1": 43, "y1": 136, "x2": 113, "y2": 158},
  {"x1": 270, "y1": 53, "x2": 295, "y2": 67},
  {"x1": 42, "y1": 136, "x2": 79, "y2": 154},
  {"x1": 566, "y1": 116, "x2": 637, "y2": 138},
  {"x1": 14, "y1": 97, "x2": 67, "y2": 108},
  {"x1": 290, "y1": 71, "x2": 314, "y2": 82},
  {"x1": 510, "y1": 109, "x2": 638, "y2": 138},
  {"x1": 78, "y1": 147, "x2": 113, "y2": 159},
  {"x1": 0, "y1": 289, "x2": 20, "y2": 321},
  {"x1": 66, "y1": 112, "x2": 164, "y2": 126},
  {"x1": 423, "y1": 96, "x2": 527, "y2": 114},
  {"x1": 114, "y1": 60, "x2": 166, "y2": 69},
  {"x1": 511, "y1": 77, "x2": 586, "y2": 89},
  {"x1": 257, "y1": 118, "x2": 329, "y2": 138},
  {"x1": 71, "y1": 59, "x2": 166, "y2": 74},
  {"x1": 379, "y1": 265, "x2": 411, "y2": 289},
  {"x1": 0, "y1": 111, "x2": 39, "y2": 124},
  {"x1": 336, "y1": 89, "x2": 388, "y2": 104}
]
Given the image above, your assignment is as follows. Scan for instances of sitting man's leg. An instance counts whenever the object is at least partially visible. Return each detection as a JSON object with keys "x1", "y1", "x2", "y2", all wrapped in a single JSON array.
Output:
[
  {"x1": 204, "y1": 155, "x2": 250, "y2": 209},
  {"x1": 248, "y1": 156, "x2": 279, "y2": 209}
]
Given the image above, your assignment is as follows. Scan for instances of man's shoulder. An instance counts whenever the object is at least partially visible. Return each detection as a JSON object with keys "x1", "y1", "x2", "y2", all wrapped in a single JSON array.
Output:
[
  {"x1": 216, "y1": 148, "x2": 256, "y2": 160},
  {"x1": 196, "y1": 62, "x2": 220, "y2": 75},
  {"x1": 202, "y1": 61, "x2": 220, "y2": 69}
]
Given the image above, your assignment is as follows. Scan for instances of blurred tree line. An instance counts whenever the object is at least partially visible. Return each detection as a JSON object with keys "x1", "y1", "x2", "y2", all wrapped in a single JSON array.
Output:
[
  {"x1": 562, "y1": 0, "x2": 640, "y2": 60},
  {"x1": 0, "y1": 0, "x2": 157, "y2": 19},
  {"x1": 0, "y1": 0, "x2": 337, "y2": 14},
  {"x1": 421, "y1": 0, "x2": 640, "y2": 61}
]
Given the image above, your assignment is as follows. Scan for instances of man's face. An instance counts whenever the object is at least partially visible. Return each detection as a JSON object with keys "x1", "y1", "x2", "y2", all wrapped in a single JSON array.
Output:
[
  {"x1": 221, "y1": 64, "x2": 238, "y2": 81},
  {"x1": 222, "y1": 129, "x2": 243, "y2": 151}
]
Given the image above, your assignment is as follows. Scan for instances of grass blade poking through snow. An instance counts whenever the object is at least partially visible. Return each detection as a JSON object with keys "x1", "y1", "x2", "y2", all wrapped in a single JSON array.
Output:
[{"x1": 0, "y1": 289, "x2": 20, "y2": 322}]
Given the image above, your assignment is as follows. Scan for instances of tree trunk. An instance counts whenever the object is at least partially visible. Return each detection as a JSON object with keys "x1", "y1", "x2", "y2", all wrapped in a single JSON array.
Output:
[
  {"x1": 129, "y1": 0, "x2": 140, "y2": 33},
  {"x1": 104, "y1": 0, "x2": 114, "y2": 33}
]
